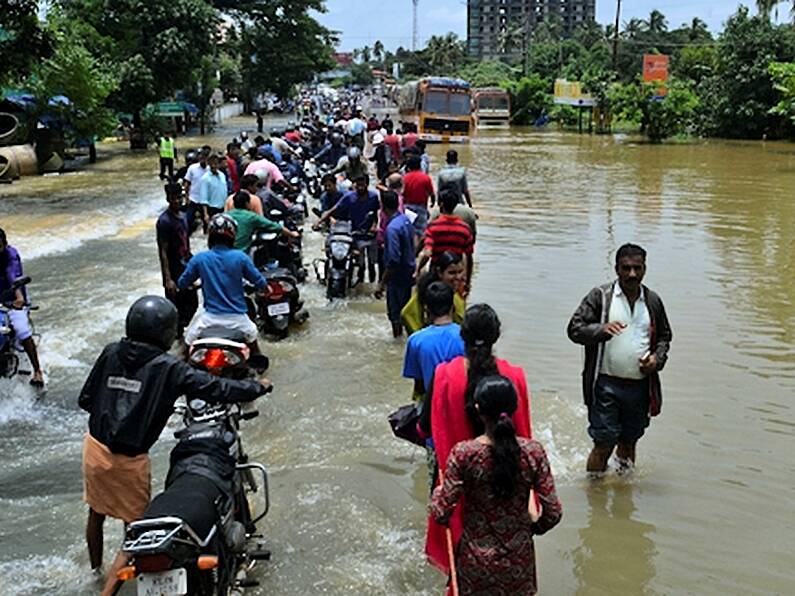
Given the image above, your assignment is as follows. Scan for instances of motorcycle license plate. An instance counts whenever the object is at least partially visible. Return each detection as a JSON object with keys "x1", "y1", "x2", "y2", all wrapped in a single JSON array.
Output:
[
  {"x1": 267, "y1": 302, "x2": 290, "y2": 316},
  {"x1": 137, "y1": 568, "x2": 188, "y2": 596}
]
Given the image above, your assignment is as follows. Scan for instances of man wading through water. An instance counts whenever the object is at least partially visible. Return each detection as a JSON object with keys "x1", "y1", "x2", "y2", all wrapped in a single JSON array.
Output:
[{"x1": 567, "y1": 244, "x2": 672, "y2": 476}]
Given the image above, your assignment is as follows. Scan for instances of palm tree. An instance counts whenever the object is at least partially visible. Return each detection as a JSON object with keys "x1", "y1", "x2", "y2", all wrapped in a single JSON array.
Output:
[
  {"x1": 426, "y1": 33, "x2": 464, "y2": 74},
  {"x1": 373, "y1": 40, "x2": 384, "y2": 64},
  {"x1": 361, "y1": 46, "x2": 371, "y2": 63},
  {"x1": 756, "y1": 0, "x2": 778, "y2": 18},
  {"x1": 622, "y1": 18, "x2": 646, "y2": 40},
  {"x1": 646, "y1": 10, "x2": 668, "y2": 35},
  {"x1": 498, "y1": 22, "x2": 524, "y2": 55}
]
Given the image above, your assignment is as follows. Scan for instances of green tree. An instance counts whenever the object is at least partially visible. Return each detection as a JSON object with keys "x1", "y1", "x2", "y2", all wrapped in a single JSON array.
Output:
[
  {"x1": 0, "y1": 0, "x2": 53, "y2": 87},
  {"x1": 29, "y1": 26, "x2": 118, "y2": 144},
  {"x1": 610, "y1": 79, "x2": 699, "y2": 142},
  {"x1": 350, "y1": 62, "x2": 374, "y2": 86},
  {"x1": 373, "y1": 40, "x2": 385, "y2": 64},
  {"x1": 504, "y1": 74, "x2": 551, "y2": 125},
  {"x1": 457, "y1": 60, "x2": 517, "y2": 87},
  {"x1": 360, "y1": 46, "x2": 372, "y2": 63},
  {"x1": 426, "y1": 33, "x2": 466, "y2": 75},
  {"x1": 704, "y1": 6, "x2": 795, "y2": 138},
  {"x1": 56, "y1": 0, "x2": 218, "y2": 129},
  {"x1": 769, "y1": 61, "x2": 795, "y2": 125}
]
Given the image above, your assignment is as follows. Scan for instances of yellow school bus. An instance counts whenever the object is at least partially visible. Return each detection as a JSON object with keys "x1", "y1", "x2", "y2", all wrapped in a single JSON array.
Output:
[{"x1": 398, "y1": 78, "x2": 472, "y2": 143}]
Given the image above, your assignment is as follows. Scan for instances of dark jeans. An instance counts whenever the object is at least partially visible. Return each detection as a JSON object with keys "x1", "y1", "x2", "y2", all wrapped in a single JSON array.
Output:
[
  {"x1": 167, "y1": 287, "x2": 198, "y2": 335},
  {"x1": 387, "y1": 280, "x2": 414, "y2": 325},
  {"x1": 159, "y1": 157, "x2": 174, "y2": 180},
  {"x1": 588, "y1": 374, "x2": 650, "y2": 444}
]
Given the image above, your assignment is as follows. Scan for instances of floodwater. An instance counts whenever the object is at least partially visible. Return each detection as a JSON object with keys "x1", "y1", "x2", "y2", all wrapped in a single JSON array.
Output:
[{"x1": 1, "y1": 117, "x2": 794, "y2": 595}]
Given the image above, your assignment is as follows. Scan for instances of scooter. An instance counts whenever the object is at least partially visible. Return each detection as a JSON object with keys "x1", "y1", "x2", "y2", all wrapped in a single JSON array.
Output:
[
  {"x1": 313, "y1": 216, "x2": 377, "y2": 300},
  {"x1": 117, "y1": 328, "x2": 273, "y2": 596},
  {"x1": 0, "y1": 276, "x2": 40, "y2": 382},
  {"x1": 247, "y1": 268, "x2": 308, "y2": 340}
]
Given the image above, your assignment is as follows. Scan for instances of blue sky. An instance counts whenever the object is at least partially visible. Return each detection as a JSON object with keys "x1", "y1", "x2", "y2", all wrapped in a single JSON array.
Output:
[{"x1": 315, "y1": 1, "x2": 792, "y2": 51}]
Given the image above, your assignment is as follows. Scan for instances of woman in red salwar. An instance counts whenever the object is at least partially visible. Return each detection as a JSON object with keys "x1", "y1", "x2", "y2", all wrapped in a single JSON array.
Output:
[
  {"x1": 422, "y1": 304, "x2": 533, "y2": 572},
  {"x1": 430, "y1": 376, "x2": 562, "y2": 595}
]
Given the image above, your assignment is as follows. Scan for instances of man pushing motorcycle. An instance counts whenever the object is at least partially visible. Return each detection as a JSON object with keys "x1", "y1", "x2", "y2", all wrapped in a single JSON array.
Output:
[{"x1": 79, "y1": 295, "x2": 270, "y2": 596}]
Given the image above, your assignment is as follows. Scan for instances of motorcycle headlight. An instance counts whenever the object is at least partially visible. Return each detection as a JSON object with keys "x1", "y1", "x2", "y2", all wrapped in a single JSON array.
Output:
[{"x1": 330, "y1": 241, "x2": 349, "y2": 260}]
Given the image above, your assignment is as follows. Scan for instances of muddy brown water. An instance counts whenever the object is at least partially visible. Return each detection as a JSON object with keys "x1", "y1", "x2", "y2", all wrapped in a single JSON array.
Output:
[{"x1": 0, "y1": 118, "x2": 793, "y2": 595}]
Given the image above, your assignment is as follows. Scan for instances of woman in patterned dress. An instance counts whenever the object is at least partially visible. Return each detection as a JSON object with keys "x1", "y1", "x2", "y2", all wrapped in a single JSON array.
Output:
[{"x1": 430, "y1": 375, "x2": 562, "y2": 595}]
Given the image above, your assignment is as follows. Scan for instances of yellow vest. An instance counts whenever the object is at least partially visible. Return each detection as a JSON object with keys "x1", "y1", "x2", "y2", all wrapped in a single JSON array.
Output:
[{"x1": 159, "y1": 137, "x2": 175, "y2": 159}]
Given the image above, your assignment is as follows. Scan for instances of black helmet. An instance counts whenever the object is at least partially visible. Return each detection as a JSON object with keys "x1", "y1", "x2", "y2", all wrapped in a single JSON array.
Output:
[{"x1": 126, "y1": 296, "x2": 178, "y2": 350}]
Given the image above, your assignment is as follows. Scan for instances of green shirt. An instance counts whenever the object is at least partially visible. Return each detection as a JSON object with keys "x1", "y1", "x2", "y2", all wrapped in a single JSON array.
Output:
[{"x1": 228, "y1": 208, "x2": 283, "y2": 252}]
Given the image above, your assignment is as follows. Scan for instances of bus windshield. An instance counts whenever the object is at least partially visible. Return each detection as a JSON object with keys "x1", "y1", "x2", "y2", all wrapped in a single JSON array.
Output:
[
  {"x1": 423, "y1": 90, "x2": 448, "y2": 114},
  {"x1": 478, "y1": 96, "x2": 509, "y2": 111},
  {"x1": 449, "y1": 93, "x2": 472, "y2": 116}
]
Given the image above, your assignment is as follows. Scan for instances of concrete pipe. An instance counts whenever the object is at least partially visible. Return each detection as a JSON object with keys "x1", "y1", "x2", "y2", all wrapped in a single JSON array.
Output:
[
  {"x1": 0, "y1": 144, "x2": 38, "y2": 177},
  {"x1": 0, "y1": 153, "x2": 17, "y2": 180},
  {"x1": 0, "y1": 113, "x2": 21, "y2": 146}
]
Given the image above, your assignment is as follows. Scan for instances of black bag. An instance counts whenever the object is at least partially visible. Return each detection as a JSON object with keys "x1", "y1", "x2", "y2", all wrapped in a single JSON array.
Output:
[{"x1": 388, "y1": 403, "x2": 425, "y2": 447}]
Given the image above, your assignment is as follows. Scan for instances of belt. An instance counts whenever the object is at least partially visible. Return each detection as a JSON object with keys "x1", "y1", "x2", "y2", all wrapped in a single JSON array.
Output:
[{"x1": 598, "y1": 374, "x2": 647, "y2": 387}]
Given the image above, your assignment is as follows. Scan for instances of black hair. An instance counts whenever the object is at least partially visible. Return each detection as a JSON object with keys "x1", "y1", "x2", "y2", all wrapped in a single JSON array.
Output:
[
  {"x1": 416, "y1": 140, "x2": 426, "y2": 152},
  {"x1": 353, "y1": 173, "x2": 369, "y2": 185},
  {"x1": 240, "y1": 174, "x2": 259, "y2": 189},
  {"x1": 254, "y1": 135, "x2": 266, "y2": 145},
  {"x1": 424, "y1": 281, "x2": 454, "y2": 319},
  {"x1": 0, "y1": 228, "x2": 6, "y2": 245},
  {"x1": 446, "y1": 150, "x2": 458, "y2": 164},
  {"x1": 461, "y1": 304, "x2": 502, "y2": 434},
  {"x1": 432, "y1": 250, "x2": 463, "y2": 276},
  {"x1": 248, "y1": 146, "x2": 258, "y2": 158},
  {"x1": 439, "y1": 188, "x2": 458, "y2": 213},
  {"x1": 406, "y1": 154, "x2": 421, "y2": 171},
  {"x1": 207, "y1": 154, "x2": 219, "y2": 164},
  {"x1": 201, "y1": 145, "x2": 212, "y2": 154},
  {"x1": 233, "y1": 190, "x2": 251, "y2": 209},
  {"x1": 321, "y1": 173, "x2": 337, "y2": 185},
  {"x1": 208, "y1": 233, "x2": 234, "y2": 249},
  {"x1": 164, "y1": 182, "x2": 182, "y2": 197},
  {"x1": 226, "y1": 142, "x2": 238, "y2": 152},
  {"x1": 615, "y1": 243, "x2": 646, "y2": 265},
  {"x1": 474, "y1": 375, "x2": 521, "y2": 499},
  {"x1": 381, "y1": 190, "x2": 399, "y2": 211}
]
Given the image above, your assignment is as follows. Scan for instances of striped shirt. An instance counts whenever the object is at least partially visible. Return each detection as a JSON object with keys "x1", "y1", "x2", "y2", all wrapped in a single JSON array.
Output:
[{"x1": 424, "y1": 214, "x2": 474, "y2": 260}]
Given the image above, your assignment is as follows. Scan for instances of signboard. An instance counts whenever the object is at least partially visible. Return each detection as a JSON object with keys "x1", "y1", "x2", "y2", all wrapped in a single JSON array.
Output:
[
  {"x1": 155, "y1": 102, "x2": 185, "y2": 117},
  {"x1": 553, "y1": 79, "x2": 596, "y2": 107},
  {"x1": 643, "y1": 54, "x2": 669, "y2": 97}
]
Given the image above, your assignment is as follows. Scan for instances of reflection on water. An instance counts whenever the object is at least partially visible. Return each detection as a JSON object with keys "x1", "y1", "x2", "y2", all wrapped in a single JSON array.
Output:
[{"x1": 573, "y1": 482, "x2": 657, "y2": 595}]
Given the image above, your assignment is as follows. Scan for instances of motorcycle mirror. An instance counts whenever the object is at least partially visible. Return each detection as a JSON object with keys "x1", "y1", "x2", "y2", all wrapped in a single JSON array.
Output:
[
  {"x1": 189, "y1": 398, "x2": 207, "y2": 411},
  {"x1": 270, "y1": 209, "x2": 282, "y2": 217},
  {"x1": 290, "y1": 177, "x2": 299, "y2": 185}
]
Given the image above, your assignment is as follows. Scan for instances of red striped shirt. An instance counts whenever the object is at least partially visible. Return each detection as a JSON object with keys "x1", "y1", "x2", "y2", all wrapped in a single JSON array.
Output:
[{"x1": 424, "y1": 215, "x2": 474, "y2": 260}]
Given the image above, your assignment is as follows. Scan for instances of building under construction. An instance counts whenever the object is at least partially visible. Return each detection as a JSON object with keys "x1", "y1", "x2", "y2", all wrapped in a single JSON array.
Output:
[{"x1": 467, "y1": 0, "x2": 596, "y2": 60}]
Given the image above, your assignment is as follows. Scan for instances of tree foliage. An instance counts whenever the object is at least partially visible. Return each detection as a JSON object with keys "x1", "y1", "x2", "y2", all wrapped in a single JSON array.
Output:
[
  {"x1": 769, "y1": 61, "x2": 795, "y2": 124},
  {"x1": 0, "y1": 0, "x2": 53, "y2": 87},
  {"x1": 504, "y1": 74, "x2": 552, "y2": 125},
  {"x1": 610, "y1": 79, "x2": 699, "y2": 142}
]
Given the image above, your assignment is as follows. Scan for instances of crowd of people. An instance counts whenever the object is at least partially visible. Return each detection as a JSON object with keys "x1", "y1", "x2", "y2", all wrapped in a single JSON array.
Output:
[{"x1": 0, "y1": 87, "x2": 676, "y2": 595}]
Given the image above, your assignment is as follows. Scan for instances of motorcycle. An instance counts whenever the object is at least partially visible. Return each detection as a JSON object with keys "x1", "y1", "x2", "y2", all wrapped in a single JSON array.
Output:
[
  {"x1": 0, "y1": 276, "x2": 40, "y2": 382},
  {"x1": 246, "y1": 265, "x2": 308, "y2": 340},
  {"x1": 117, "y1": 329, "x2": 273, "y2": 596},
  {"x1": 313, "y1": 216, "x2": 377, "y2": 300},
  {"x1": 250, "y1": 201, "x2": 307, "y2": 283}
]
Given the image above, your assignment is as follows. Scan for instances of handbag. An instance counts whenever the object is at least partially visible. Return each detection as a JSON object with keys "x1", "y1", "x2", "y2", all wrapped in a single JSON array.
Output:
[{"x1": 388, "y1": 403, "x2": 425, "y2": 447}]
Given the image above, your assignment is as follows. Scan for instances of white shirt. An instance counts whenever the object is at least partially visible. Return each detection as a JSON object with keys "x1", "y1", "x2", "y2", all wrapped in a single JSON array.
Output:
[
  {"x1": 185, "y1": 163, "x2": 208, "y2": 203},
  {"x1": 601, "y1": 282, "x2": 650, "y2": 380}
]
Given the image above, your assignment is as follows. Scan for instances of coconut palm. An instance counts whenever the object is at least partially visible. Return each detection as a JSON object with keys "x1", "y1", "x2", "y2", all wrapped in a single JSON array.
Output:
[
  {"x1": 373, "y1": 40, "x2": 384, "y2": 64},
  {"x1": 755, "y1": 0, "x2": 777, "y2": 18},
  {"x1": 497, "y1": 22, "x2": 525, "y2": 55},
  {"x1": 646, "y1": 10, "x2": 668, "y2": 34},
  {"x1": 426, "y1": 33, "x2": 465, "y2": 74},
  {"x1": 361, "y1": 46, "x2": 371, "y2": 63}
]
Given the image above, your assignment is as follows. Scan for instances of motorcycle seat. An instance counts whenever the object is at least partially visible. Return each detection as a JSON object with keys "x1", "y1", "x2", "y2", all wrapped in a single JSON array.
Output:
[
  {"x1": 196, "y1": 325, "x2": 248, "y2": 344},
  {"x1": 144, "y1": 474, "x2": 225, "y2": 544}
]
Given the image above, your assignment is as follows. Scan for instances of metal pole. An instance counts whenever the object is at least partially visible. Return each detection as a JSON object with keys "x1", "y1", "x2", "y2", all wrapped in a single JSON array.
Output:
[
  {"x1": 412, "y1": 0, "x2": 419, "y2": 52},
  {"x1": 612, "y1": 0, "x2": 622, "y2": 72}
]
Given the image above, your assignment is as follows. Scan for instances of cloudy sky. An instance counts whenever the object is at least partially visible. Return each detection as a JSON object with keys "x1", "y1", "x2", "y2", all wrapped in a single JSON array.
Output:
[{"x1": 315, "y1": 1, "x2": 791, "y2": 51}]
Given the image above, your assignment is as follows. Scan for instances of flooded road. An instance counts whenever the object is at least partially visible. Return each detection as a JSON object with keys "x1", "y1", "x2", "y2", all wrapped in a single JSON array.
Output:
[{"x1": 1, "y1": 119, "x2": 794, "y2": 595}]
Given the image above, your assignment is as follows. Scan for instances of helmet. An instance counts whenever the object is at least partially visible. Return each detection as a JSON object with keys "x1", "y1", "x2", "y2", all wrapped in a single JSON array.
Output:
[
  {"x1": 185, "y1": 149, "x2": 197, "y2": 165},
  {"x1": 330, "y1": 132, "x2": 343, "y2": 145},
  {"x1": 126, "y1": 296, "x2": 178, "y2": 350},
  {"x1": 254, "y1": 169, "x2": 271, "y2": 183},
  {"x1": 208, "y1": 213, "x2": 238, "y2": 241},
  {"x1": 347, "y1": 147, "x2": 361, "y2": 160}
]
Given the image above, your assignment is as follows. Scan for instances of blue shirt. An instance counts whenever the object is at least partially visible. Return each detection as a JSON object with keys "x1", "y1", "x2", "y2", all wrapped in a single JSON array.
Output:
[
  {"x1": 177, "y1": 245, "x2": 266, "y2": 315},
  {"x1": 403, "y1": 323, "x2": 465, "y2": 390},
  {"x1": 0, "y1": 246, "x2": 26, "y2": 302},
  {"x1": 384, "y1": 213, "x2": 416, "y2": 285},
  {"x1": 199, "y1": 170, "x2": 228, "y2": 208},
  {"x1": 334, "y1": 190, "x2": 380, "y2": 232},
  {"x1": 320, "y1": 189, "x2": 343, "y2": 212}
]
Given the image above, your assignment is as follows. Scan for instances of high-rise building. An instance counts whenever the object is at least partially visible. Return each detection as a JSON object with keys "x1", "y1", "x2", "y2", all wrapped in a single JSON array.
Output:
[{"x1": 467, "y1": 0, "x2": 596, "y2": 60}]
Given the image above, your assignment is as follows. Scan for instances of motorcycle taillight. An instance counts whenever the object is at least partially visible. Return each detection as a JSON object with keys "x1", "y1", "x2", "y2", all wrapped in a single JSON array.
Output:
[
  {"x1": 267, "y1": 280, "x2": 285, "y2": 301},
  {"x1": 191, "y1": 347, "x2": 242, "y2": 371},
  {"x1": 136, "y1": 553, "x2": 173, "y2": 573}
]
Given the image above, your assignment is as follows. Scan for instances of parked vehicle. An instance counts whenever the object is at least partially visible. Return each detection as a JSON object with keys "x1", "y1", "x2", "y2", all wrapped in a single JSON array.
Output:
[
  {"x1": 314, "y1": 218, "x2": 377, "y2": 300},
  {"x1": 117, "y1": 328, "x2": 273, "y2": 596}
]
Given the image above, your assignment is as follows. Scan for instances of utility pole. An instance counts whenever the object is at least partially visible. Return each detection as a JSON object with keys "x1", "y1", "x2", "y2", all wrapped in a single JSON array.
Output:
[
  {"x1": 612, "y1": 0, "x2": 622, "y2": 72},
  {"x1": 412, "y1": 0, "x2": 420, "y2": 51}
]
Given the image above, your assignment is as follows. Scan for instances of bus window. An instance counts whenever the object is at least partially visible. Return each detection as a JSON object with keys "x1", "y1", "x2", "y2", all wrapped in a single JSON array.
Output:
[
  {"x1": 424, "y1": 90, "x2": 448, "y2": 114},
  {"x1": 449, "y1": 93, "x2": 471, "y2": 116}
]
